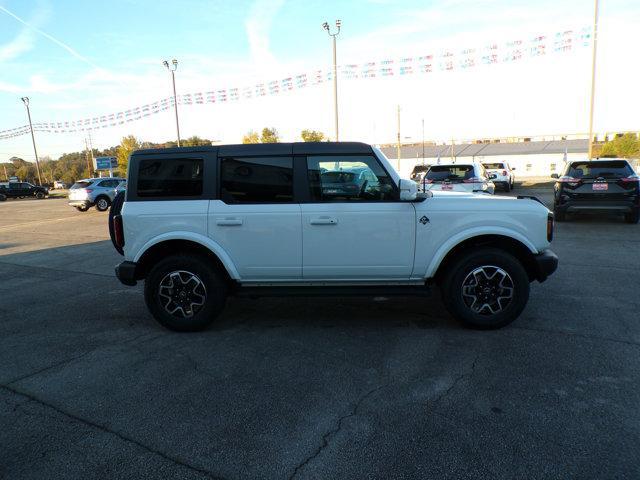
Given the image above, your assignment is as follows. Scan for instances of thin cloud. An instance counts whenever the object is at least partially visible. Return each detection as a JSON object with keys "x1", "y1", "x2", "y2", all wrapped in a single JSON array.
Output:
[
  {"x1": 0, "y1": 27, "x2": 35, "y2": 62},
  {"x1": 245, "y1": 0, "x2": 286, "y2": 69},
  {"x1": 0, "y1": 4, "x2": 101, "y2": 70}
]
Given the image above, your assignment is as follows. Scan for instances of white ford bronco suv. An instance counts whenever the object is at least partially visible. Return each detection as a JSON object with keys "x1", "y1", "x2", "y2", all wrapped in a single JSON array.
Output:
[{"x1": 110, "y1": 142, "x2": 557, "y2": 331}]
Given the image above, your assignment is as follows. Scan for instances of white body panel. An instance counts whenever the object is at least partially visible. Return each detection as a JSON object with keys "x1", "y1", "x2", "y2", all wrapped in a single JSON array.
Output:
[
  {"x1": 301, "y1": 202, "x2": 416, "y2": 279},
  {"x1": 207, "y1": 200, "x2": 302, "y2": 280},
  {"x1": 123, "y1": 199, "x2": 209, "y2": 259}
]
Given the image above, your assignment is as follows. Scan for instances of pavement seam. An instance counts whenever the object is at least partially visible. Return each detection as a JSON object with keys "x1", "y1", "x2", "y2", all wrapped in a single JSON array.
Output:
[
  {"x1": 0, "y1": 384, "x2": 228, "y2": 480},
  {"x1": 0, "y1": 260, "x2": 114, "y2": 278},
  {"x1": 4, "y1": 332, "x2": 161, "y2": 386},
  {"x1": 288, "y1": 383, "x2": 387, "y2": 480},
  {"x1": 512, "y1": 325, "x2": 640, "y2": 348}
]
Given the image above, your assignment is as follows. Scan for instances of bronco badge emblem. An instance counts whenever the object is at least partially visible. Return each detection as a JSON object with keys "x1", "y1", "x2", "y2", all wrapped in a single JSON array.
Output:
[{"x1": 419, "y1": 216, "x2": 429, "y2": 225}]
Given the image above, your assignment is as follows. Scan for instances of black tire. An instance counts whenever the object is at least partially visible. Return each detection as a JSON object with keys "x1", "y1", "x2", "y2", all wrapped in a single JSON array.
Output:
[
  {"x1": 625, "y1": 210, "x2": 639, "y2": 224},
  {"x1": 95, "y1": 196, "x2": 111, "y2": 212},
  {"x1": 440, "y1": 248, "x2": 530, "y2": 329},
  {"x1": 35, "y1": 191, "x2": 45, "y2": 199},
  {"x1": 504, "y1": 182, "x2": 511, "y2": 192},
  {"x1": 553, "y1": 207, "x2": 566, "y2": 222},
  {"x1": 75, "y1": 205, "x2": 89, "y2": 212},
  {"x1": 144, "y1": 254, "x2": 227, "y2": 332},
  {"x1": 0, "y1": 194, "x2": 6, "y2": 201},
  {"x1": 109, "y1": 191, "x2": 126, "y2": 255}
]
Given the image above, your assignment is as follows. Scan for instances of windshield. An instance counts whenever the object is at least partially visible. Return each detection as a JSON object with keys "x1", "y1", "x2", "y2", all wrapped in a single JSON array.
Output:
[
  {"x1": 568, "y1": 161, "x2": 633, "y2": 179},
  {"x1": 483, "y1": 163, "x2": 504, "y2": 169},
  {"x1": 426, "y1": 165, "x2": 474, "y2": 182},
  {"x1": 71, "y1": 181, "x2": 93, "y2": 189}
]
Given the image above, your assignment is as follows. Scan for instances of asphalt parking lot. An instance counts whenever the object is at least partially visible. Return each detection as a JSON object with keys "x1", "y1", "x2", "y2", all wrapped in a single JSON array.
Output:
[{"x1": 1, "y1": 183, "x2": 639, "y2": 479}]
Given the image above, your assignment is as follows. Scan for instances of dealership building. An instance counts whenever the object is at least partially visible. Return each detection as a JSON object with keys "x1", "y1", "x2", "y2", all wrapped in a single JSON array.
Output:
[{"x1": 380, "y1": 138, "x2": 592, "y2": 178}]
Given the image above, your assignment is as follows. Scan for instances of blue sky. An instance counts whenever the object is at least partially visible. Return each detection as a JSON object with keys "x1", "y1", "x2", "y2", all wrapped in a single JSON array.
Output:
[{"x1": 1, "y1": 0, "x2": 639, "y2": 161}]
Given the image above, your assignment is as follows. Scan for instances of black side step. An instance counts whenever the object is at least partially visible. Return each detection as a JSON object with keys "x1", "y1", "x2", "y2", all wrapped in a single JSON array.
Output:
[{"x1": 234, "y1": 284, "x2": 430, "y2": 298}]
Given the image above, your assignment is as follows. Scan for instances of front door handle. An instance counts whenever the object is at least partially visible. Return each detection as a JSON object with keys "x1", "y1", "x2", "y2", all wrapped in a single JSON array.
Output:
[
  {"x1": 216, "y1": 217, "x2": 243, "y2": 226},
  {"x1": 310, "y1": 216, "x2": 338, "y2": 225}
]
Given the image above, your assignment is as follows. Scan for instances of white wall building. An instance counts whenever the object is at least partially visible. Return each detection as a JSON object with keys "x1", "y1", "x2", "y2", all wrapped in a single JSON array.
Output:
[{"x1": 381, "y1": 139, "x2": 589, "y2": 178}]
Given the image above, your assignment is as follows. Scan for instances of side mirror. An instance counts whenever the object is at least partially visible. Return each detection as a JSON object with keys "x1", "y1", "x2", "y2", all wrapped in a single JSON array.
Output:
[
  {"x1": 399, "y1": 178, "x2": 418, "y2": 201},
  {"x1": 551, "y1": 173, "x2": 559, "y2": 179}
]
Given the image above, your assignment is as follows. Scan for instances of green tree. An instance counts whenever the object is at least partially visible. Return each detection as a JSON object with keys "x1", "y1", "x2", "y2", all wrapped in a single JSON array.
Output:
[
  {"x1": 117, "y1": 135, "x2": 140, "y2": 176},
  {"x1": 600, "y1": 133, "x2": 640, "y2": 159},
  {"x1": 182, "y1": 135, "x2": 211, "y2": 147},
  {"x1": 260, "y1": 127, "x2": 280, "y2": 143},
  {"x1": 242, "y1": 130, "x2": 260, "y2": 144},
  {"x1": 300, "y1": 129, "x2": 325, "y2": 142}
]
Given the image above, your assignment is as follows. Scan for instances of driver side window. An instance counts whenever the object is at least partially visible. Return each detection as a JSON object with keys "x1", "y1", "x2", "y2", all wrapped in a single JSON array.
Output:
[{"x1": 306, "y1": 155, "x2": 397, "y2": 202}]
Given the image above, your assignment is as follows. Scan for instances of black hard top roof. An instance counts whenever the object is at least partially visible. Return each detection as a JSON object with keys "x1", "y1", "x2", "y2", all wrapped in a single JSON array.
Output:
[{"x1": 133, "y1": 141, "x2": 373, "y2": 157}]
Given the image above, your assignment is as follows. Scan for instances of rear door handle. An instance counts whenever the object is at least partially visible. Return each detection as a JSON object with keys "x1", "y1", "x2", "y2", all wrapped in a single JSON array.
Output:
[
  {"x1": 310, "y1": 216, "x2": 338, "y2": 225},
  {"x1": 216, "y1": 217, "x2": 243, "y2": 226}
]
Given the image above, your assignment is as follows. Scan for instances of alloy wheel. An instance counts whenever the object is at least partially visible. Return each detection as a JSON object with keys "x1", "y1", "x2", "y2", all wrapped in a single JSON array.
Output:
[
  {"x1": 158, "y1": 270, "x2": 207, "y2": 318},
  {"x1": 461, "y1": 265, "x2": 514, "y2": 315}
]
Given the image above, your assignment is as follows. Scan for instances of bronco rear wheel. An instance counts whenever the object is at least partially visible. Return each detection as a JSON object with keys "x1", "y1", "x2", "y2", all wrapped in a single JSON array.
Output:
[
  {"x1": 144, "y1": 254, "x2": 227, "y2": 332},
  {"x1": 440, "y1": 247, "x2": 530, "y2": 329}
]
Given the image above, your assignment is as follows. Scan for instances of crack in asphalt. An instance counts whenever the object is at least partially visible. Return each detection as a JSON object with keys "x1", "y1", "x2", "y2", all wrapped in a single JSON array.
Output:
[
  {"x1": 429, "y1": 355, "x2": 480, "y2": 410},
  {"x1": 0, "y1": 384, "x2": 228, "y2": 480},
  {"x1": 288, "y1": 383, "x2": 387, "y2": 480},
  {"x1": 512, "y1": 325, "x2": 640, "y2": 349}
]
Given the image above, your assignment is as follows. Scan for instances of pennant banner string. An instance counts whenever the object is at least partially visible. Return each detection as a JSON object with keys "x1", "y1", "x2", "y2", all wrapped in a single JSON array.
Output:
[{"x1": 0, "y1": 27, "x2": 591, "y2": 140}]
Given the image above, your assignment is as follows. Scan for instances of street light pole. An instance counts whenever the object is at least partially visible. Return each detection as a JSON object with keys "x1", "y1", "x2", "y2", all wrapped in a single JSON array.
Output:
[
  {"x1": 322, "y1": 20, "x2": 341, "y2": 142},
  {"x1": 587, "y1": 0, "x2": 599, "y2": 159},
  {"x1": 163, "y1": 59, "x2": 181, "y2": 147},
  {"x1": 396, "y1": 105, "x2": 401, "y2": 171},
  {"x1": 20, "y1": 97, "x2": 42, "y2": 185}
]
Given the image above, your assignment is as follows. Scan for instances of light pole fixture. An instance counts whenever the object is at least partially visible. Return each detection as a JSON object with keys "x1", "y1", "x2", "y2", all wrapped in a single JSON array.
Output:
[
  {"x1": 163, "y1": 58, "x2": 181, "y2": 147},
  {"x1": 323, "y1": 20, "x2": 341, "y2": 142},
  {"x1": 20, "y1": 96, "x2": 43, "y2": 185}
]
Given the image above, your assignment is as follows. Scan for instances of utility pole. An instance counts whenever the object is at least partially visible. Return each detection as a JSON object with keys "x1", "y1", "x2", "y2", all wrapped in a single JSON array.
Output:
[
  {"x1": 421, "y1": 118, "x2": 425, "y2": 165},
  {"x1": 322, "y1": 20, "x2": 341, "y2": 142},
  {"x1": 84, "y1": 138, "x2": 93, "y2": 177},
  {"x1": 451, "y1": 137, "x2": 455, "y2": 162},
  {"x1": 587, "y1": 0, "x2": 600, "y2": 159},
  {"x1": 20, "y1": 97, "x2": 43, "y2": 185},
  {"x1": 163, "y1": 59, "x2": 181, "y2": 147},
  {"x1": 396, "y1": 105, "x2": 401, "y2": 171}
]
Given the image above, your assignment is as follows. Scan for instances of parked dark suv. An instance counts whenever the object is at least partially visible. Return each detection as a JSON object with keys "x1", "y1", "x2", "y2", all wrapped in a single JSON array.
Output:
[
  {"x1": 0, "y1": 181, "x2": 48, "y2": 201},
  {"x1": 552, "y1": 159, "x2": 639, "y2": 223}
]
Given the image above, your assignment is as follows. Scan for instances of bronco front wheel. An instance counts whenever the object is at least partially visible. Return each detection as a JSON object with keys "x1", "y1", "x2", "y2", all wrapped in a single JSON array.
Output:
[{"x1": 440, "y1": 248, "x2": 530, "y2": 329}]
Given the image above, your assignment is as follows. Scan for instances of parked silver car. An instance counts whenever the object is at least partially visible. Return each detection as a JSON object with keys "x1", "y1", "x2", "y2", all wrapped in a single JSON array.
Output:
[{"x1": 68, "y1": 177, "x2": 126, "y2": 212}]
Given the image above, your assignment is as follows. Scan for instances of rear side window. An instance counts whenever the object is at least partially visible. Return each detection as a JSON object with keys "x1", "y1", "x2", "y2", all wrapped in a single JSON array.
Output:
[
  {"x1": 137, "y1": 158, "x2": 203, "y2": 197},
  {"x1": 220, "y1": 157, "x2": 293, "y2": 203},
  {"x1": 426, "y1": 165, "x2": 474, "y2": 182},
  {"x1": 412, "y1": 165, "x2": 430, "y2": 173},
  {"x1": 568, "y1": 161, "x2": 633, "y2": 178},
  {"x1": 71, "y1": 181, "x2": 93, "y2": 189}
]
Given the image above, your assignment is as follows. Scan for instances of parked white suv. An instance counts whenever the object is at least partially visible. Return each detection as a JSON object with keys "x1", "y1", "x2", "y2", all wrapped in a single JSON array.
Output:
[
  {"x1": 482, "y1": 161, "x2": 516, "y2": 192},
  {"x1": 111, "y1": 142, "x2": 557, "y2": 331},
  {"x1": 422, "y1": 162, "x2": 496, "y2": 194}
]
